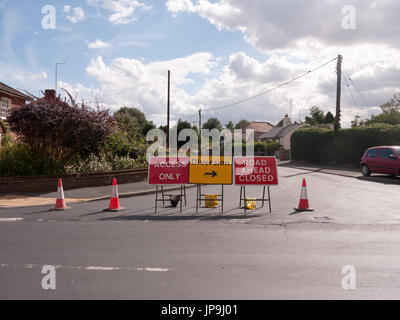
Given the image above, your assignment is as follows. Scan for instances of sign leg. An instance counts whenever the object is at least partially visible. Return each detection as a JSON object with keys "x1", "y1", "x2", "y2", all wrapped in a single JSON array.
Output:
[
  {"x1": 184, "y1": 185, "x2": 187, "y2": 206},
  {"x1": 196, "y1": 184, "x2": 199, "y2": 213},
  {"x1": 268, "y1": 186, "x2": 272, "y2": 213},
  {"x1": 244, "y1": 186, "x2": 247, "y2": 214},
  {"x1": 221, "y1": 185, "x2": 224, "y2": 214},
  {"x1": 239, "y1": 186, "x2": 242, "y2": 207},
  {"x1": 161, "y1": 186, "x2": 165, "y2": 206},
  {"x1": 262, "y1": 186, "x2": 266, "y2": 207},
  {"x1": 155, "y1": 186, "x2": 158, "y2": 214},
  {"x1": 180, "y1": 185, "x2": 183, "y2": 213}
]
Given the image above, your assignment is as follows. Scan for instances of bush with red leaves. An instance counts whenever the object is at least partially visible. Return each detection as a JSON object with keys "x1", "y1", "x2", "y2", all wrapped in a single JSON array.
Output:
[{"x1": 7, "y1": 91, "x2": 116, "y2": 162}]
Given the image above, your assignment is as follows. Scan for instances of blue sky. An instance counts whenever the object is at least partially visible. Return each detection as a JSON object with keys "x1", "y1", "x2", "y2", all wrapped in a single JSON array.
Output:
[{"x1": 1, "y1": 0, "x2": 399, "y2": 127}]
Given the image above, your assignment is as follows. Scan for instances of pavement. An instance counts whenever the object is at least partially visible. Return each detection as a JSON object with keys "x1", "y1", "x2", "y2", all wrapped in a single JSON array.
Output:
[
  {"x1": 2, "y1": 164, "x2": 400, "y2": 299},
  {"x1": 0, "y1": 160, "x2": 360, "y2": 209}
]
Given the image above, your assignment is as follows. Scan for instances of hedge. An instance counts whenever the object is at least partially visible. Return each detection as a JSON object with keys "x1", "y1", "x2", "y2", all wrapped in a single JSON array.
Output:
[{"x1": 291, "y1": 124, "x2": 400, "y2": 167}]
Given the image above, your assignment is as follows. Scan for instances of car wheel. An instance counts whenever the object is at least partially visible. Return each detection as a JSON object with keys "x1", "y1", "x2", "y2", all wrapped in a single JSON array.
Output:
[{"x1": 361, "y1": 165, "x2": 370, "y2": 176}]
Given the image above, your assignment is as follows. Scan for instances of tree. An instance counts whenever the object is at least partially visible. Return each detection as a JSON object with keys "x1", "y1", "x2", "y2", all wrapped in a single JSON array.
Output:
[
  {"x1": 351, "y1": 115, "x2": 365, "y2": 127},
  {"x1": 235, "y1": 119, "x2": 249, "y2": 129},
  {"x1": 380, "y1": 93, "x2": 400, "y2": 113},
  {"x1": 365, "y1": 109, "x2": 400, "y2": 126},
  {"x1": 114, "y1": 107, "x2": 148, "y2": 140},
  {"x1": 202, "y1": 117, "x2": 222, "y2": 131},
  {"x1": 225, "y1": 121, "x2": 235, "y2": 131},
  {"x1": 305, "y1": 106, "x2": 325, "y2": 125},
  {"x1": 8, "y1": 92, "x2": 115, "y2": 162},
  {"x1": 324, "y1": 111, "x2": 335, "y2": 124}
]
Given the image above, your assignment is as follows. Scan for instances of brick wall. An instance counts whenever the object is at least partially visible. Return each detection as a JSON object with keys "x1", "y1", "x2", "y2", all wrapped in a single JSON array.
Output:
[{"x1": 0, "y1": 169, "x2": 148, "y2": 194}]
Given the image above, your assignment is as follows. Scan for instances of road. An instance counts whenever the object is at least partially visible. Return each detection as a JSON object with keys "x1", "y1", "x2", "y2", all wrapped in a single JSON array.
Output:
[{"x1": 1, "y1": 165, "x2": 400, "y2": 299}]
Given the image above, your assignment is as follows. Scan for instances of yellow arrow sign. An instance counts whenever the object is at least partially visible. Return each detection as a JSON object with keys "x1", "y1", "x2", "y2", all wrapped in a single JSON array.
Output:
[{"x1": 189, "y1": 156, "x2": 233, "y2": 185}]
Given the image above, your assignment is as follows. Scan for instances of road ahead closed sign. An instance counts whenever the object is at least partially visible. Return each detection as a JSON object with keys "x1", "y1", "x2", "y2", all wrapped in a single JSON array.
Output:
[
  {"x1": 148, "y1": 157, "x2": 189, "y2": 185},
  {"x1": 234, "y1": 156, "x2": 278, "y2": 185},
  {"x1": 189, "y1": 156, "x2": 232, "y2": 185}
]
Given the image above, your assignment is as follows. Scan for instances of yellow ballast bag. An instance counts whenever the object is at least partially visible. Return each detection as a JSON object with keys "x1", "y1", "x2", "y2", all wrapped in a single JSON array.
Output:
[
  {"x1": 245, "y1": 198, "x2": 256, "y2": 210},
  {"x1": 205, "y1": 194, "x2": 218, "y2": 208}
]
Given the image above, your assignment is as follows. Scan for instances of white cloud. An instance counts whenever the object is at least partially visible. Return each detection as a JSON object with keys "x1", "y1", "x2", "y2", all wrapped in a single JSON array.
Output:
[
  {"x1": 87, "y1": 39, "x2": 110, "y2": 49},
  {"x1": 29, "y1": 71, "x2": 48, "y2": 80},
  {"x1": 63, "y1": 5, "x2": 71, "y2": 13},
  {"x1": 87, "y1": 0, "x2": 152, "y2": 24},
  {"x1": 66, "y1": 7, "x2": 87, "y2": 23},
  {"x1": 166, "y1": 0, "x2": 400, "y2": 51}
]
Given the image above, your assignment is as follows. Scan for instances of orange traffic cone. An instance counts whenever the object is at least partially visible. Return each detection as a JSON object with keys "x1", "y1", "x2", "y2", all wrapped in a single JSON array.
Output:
[
  {"x1": 294, "y1": 178, "x2": 314, "y2": 212},
  {"x1": 53, "y1": 178, "x2": 70, "y2": 211},
  {"x1": 104, "y1": 178, "x2": 125, "y2": 212}
]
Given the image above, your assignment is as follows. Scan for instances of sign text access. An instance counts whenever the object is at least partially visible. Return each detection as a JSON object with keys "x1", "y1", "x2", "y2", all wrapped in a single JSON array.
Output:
[{"x1": 148, "y1": 157, "x2": 189, "y2": 185}]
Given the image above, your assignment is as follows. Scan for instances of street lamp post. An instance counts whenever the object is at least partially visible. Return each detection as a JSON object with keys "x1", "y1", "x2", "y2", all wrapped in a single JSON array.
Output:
[{"x1": 55, "y1": 62, "x2": 66, "y2": 93}]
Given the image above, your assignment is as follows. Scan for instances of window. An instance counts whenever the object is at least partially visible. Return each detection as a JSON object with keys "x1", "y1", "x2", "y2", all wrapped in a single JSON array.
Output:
[
  {"x1": 1, "y1": 98, "x2": 11, "y2": 119},
  {"x1": 380, "y1": 148, "x2": 396, "y2": 159},
  {"x1": 367, "y1": 149, "x2": 378, "y2": 158}
]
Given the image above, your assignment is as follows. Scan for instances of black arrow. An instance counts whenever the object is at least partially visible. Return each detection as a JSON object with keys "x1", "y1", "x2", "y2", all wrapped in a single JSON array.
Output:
[{"x1": 204, "y1": 171, "x2": 217, "y2": 178}]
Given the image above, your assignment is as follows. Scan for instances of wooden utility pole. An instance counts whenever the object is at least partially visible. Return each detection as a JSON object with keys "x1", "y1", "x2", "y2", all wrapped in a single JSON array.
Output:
[
  {"x1": 335, "y1": 55, "x2": 342, "y2": 133},
  {"x1": 198, "y1": 108, "x2": 202, "y2": 155},
  {"x1": 167, "y1": 70, "x2": 170, "y2": 150}
]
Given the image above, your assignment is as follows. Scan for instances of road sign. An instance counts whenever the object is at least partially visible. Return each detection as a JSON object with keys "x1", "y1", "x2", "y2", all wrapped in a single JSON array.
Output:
[
  {"x1": 189, "y1": 156, "x2": 232, "y2": 185},
  {"x1": 148, "y1": 157, "x2": 189, "y2": 185},
  {"x1": 234, "y1": 156, "x2": 279, "y2": 185}
]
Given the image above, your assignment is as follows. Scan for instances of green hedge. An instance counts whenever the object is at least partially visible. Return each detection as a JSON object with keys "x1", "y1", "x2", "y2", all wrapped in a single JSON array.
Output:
[{"x1": 291, "y1": 124, "x2": 400, "y2": 167}]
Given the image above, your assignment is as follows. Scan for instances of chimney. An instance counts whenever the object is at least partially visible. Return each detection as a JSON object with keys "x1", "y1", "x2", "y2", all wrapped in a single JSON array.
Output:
[
  {"x1": 44, "y1": 89, "x2": 56, "y2": 100},
  {"x1": 282, "y1": 114, "x2": 291, "y2": 127}
]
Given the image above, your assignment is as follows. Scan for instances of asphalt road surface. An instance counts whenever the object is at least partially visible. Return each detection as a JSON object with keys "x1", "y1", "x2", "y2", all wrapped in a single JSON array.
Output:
[{"x1": 2, "y1": 166, "x2": 400, "y2": 299}]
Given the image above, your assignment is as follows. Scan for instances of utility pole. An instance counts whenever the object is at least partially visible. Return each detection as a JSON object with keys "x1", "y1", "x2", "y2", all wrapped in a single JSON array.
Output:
[
  {"x1": 198, "y1": 108, "x2": 202, "y2": 156},
  {"x1": 335, "y1": 55, "x2": 342, "y2": 133},
  {"x1": 167, "y1": 70, "x2": 170, "y2": 150},
  {"x1": 55, "y1": 62, "x2": 66, "y2": 93}
]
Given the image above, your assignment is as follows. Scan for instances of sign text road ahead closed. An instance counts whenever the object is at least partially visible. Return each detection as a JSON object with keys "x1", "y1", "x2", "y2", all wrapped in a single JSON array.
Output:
[
  {"x1": 189, "y1": 156, "x2": 232, "y2": 185},
  {"x1": 234, "y1": 156, "x2": 279, "y2": 185}
]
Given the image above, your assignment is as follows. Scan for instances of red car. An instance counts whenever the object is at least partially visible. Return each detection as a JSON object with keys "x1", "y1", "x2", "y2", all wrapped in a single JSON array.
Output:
[{"x1": 360, "y1": 146, "x2": 400, "y2": 176}]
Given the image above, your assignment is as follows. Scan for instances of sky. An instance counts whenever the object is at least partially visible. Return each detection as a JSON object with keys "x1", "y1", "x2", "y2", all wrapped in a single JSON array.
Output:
[{"x1": 0, "y1": 0, "x2": 399, "y2": 128}]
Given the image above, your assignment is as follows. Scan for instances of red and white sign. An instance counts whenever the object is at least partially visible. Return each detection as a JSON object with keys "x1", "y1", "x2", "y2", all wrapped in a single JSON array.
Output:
[
  {"x1": 234, "y1": 156, "x2": 279, "y2": 185},
  {"x1": 148, "y1": 157, "x2": 189, "y2": 185}
]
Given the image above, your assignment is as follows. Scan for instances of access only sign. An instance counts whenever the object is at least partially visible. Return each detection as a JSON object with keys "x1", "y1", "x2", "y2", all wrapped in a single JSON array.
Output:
[
  {"x1": 234, "y1": 156, "x2": 278, "y2": 185},
  {"x1": 148, "y1": 157, "x2": 190, "y2": 185}
]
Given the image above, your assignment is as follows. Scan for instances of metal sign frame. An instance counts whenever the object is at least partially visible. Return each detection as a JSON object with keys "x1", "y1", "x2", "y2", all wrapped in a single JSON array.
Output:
[
  {"x1": 195, "y1": 184, "x2": 224, "y2": 214},
  {"x1": 239, "y1": 185, "x2": 271, "y2": 214},
  {"x1": 154, "y1": 185, "x2": 187, "y2": 213}
]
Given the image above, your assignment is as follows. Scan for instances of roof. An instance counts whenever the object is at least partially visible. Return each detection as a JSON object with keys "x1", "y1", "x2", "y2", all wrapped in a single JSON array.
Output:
[
  {"x1": 245, "y1": 121, "x2": 274, "y2": 132},
  {"x1": 0, "y1": 82, "x2": 32, "y2": 101},
  {"x1": 258, "y1": 123, "x2": 305, "y2": 139}
]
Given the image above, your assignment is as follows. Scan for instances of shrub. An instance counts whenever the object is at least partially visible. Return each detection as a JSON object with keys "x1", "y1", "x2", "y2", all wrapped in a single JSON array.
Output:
[
  {"x1": 291, "y1": 124, "x2": 400, "y2": 167},
  {"x1": 0, "y1": 144, "x2": 64, "y2": 176}
]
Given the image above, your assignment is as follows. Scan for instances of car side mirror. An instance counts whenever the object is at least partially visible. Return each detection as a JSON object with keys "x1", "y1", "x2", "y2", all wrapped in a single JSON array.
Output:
[{"x1": 389, "y1": 154, "x2": 397, "y2": 160}]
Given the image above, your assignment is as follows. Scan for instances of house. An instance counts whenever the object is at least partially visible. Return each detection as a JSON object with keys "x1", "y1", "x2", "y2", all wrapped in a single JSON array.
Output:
[
  {"x1": 242, "y1": 121, "x2": 274, "y2": 140},
  {"x1": 0, "y1": 82, "x2": 33, "y2": 147},
  {"x1": 258, "y1": 115, "x2": 307, "y2": 160}
]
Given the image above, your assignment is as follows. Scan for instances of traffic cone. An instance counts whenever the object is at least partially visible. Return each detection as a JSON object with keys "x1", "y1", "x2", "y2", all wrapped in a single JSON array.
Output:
[
  {"x1": 53, "y1": 178, "x2": 70, "y2": 211},
  {"x1": 294, "y1": 178, "x2": 314, "y2": 212},
  {"x1": 104, "y1": 178, "x2": 125, "y2": 212}
]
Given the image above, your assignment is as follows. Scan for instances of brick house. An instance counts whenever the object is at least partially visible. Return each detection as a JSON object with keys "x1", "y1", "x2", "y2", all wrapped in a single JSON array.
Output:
[
  {"x1": 242, "y1": 121, "x2": 275, "y2": 140},
  {"x1": 0, "y1": 82, "x2": 33, "y2": 146}
]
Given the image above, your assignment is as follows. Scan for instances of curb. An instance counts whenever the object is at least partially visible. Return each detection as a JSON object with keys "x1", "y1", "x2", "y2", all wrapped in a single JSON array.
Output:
[{"x1": 87, "y1": 184, "x2": 197, "y2": 202}]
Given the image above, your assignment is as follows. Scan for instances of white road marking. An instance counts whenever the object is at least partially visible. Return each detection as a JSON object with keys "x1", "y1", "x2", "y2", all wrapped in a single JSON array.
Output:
[
  {"x1": 0, "y1": 263, "x2": 170, "y2": 272},
  {"x1": 0, "y1": 218, "x2": 24, "y2": 222}
]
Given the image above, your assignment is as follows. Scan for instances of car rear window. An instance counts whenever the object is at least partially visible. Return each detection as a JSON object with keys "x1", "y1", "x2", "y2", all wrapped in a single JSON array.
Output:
[{"x1": 367, "y1": 149, "x2": 379, "y2": 157}]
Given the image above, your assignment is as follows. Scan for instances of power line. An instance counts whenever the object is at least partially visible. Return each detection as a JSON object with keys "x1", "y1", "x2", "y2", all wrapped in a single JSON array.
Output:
[
  {"x1": 343, "y1": 75, "x2": 357, "y2": 106},
  {"x1": 348, "y1": 77, "x2": 370, "y2": 108},
  {"x1": 205, "y1": 57, "x2": 338, "y2": 112}
]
